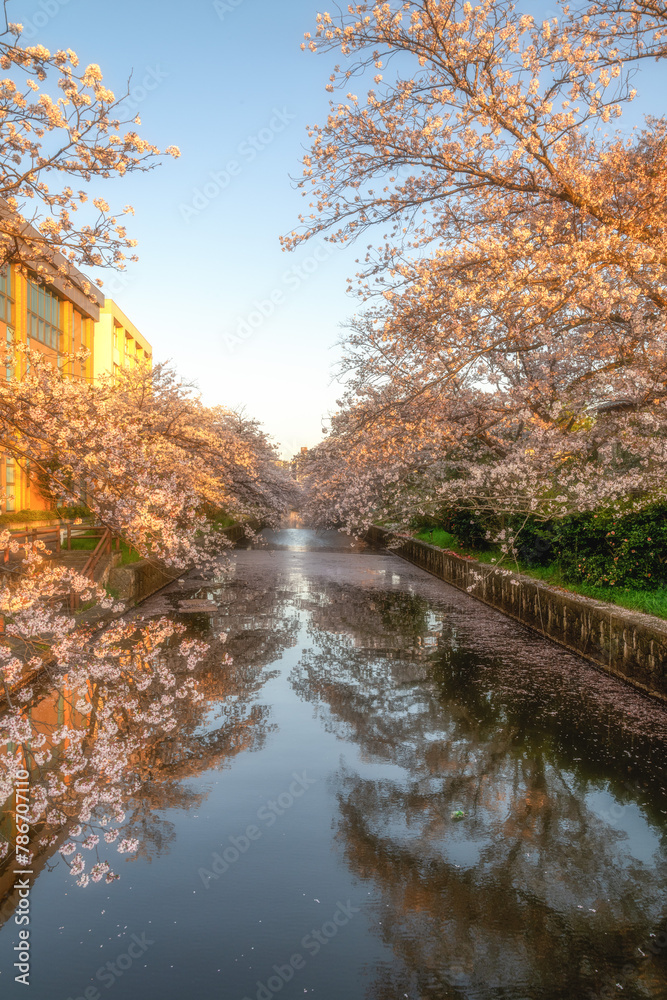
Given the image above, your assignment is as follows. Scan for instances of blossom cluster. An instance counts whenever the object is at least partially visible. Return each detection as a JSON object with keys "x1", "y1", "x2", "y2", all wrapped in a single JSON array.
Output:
[
  {"x1": 0, "y1": 28, "x2": 180, "y2": 282},
  {"x1": 287, "y1": 0, "x2": 667, "y2": 535}
]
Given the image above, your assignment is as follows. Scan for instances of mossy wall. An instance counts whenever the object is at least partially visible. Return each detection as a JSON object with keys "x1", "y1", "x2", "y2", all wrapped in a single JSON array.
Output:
[{"x1": 367, "y1": 527, "x2": 667, "y2": 701}]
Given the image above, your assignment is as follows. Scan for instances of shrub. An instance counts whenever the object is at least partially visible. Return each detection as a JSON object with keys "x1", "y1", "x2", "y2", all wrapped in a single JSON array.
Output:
[
  {"x1": 446, "y1": 510, "x2": 496, "y2": 550},
  {"x1": 417, "y1": 503, "x2": 667, "y2": 591},
  {"x1": 553, "y1": 505, "x2": 667, "y2": 589},
  {"x1": 55, "y1": 504, "x2": 91, "y2": 521},
  {"x1": 412, "y1": 509, "x2": 495, "y2": 550},
  {"x1": 0, "y1": 507, "x2": 57, "y2": 525},
  {"x1": 509, "y1": 517, "x2": 555, "y2": 567},
  {"x1": 0, "y1": 505, "x2": 91, "y2": 525}
]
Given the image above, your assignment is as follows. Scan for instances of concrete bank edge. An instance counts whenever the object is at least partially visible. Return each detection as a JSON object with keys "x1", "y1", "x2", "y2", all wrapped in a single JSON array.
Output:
[
  {"x1": 367, "y1": 526, "x2": 667, "y2": 702},
  {"x1": 107, "y1": 522, "x2": 252, "y2": 605}
]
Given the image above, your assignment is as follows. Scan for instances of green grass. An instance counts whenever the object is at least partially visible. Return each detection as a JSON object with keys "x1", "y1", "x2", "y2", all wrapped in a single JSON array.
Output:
[
  {"x1": 69, "y1": 537, "x2": 98, "y2": 551},
  {"x1": 414, "y1": 529, "x2": 667, "y2": 620},
  {"x1": 210, "y1": 517, "x2": 239, "y2": 532},
  {"x1": 212, "y1": 515, "x2": 236, "y2": 529},
  {"x1": 415, "y1": 528, "x2": 493, "y2": 561},
  {"x1": 507, "y1": 562, "x2": 667, "y2": 619},
  {"x1": 415, "y1": 528, "x2": 458, "y2": 550},
  {"x1": 193, "y1": 512, "x2": 238, "y2": 539},
  {"x1": 69, "y1": 537, "x2": 141, "y2": 565},
  {"x1": 118, "y1": 541, "x2": 141, "y2": 565}
]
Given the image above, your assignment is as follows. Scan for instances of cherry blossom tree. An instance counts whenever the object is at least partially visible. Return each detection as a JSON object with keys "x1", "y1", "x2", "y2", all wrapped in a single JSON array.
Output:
[
  {"x1": 1, "y1": 348, "x2": 298, "y2": 565},
  {"x1": 0, "y1": 351, "x2": 297, "y2": 886},
  {"x1": 0, "y1": 14, "x2": 179, "y2": 285},
  {"x1": 286, "y1": 0, "x2": 667, "y2": 531},
  {"x1": 0, "y1": 14, "x2": 296, "y2": 559}
]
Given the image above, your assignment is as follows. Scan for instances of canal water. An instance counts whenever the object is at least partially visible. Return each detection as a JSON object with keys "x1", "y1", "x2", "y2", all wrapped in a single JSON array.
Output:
[{"x1": 2, "y1": 527, "x2": 667, "y2": 1000}]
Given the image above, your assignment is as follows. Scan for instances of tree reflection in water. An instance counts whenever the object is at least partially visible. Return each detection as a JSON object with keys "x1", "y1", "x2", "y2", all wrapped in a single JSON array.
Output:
[
  {"x1": 4, "y1": 552, "x2": 667, "y2": 999},
  {"x1": 0, "y1": 571, "x2": 299, "y2": 918},
  {"x1": 290, "y1": 582, "x2": 667, "y2": 1000}
]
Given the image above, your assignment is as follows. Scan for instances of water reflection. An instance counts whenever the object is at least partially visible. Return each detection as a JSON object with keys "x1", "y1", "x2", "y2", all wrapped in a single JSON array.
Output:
[
  {"x1": 1, "y1": 531, "x2": 666, "y2": 1000},
  {"x1": 290, "y1": 580, "x2": 667, "y2": 999},
  {"x1": 0, "y1": 572, "x2": 298, "y2": 927},
  {"x1": 255, "y1": 527, "x2": 369, "y2": 552}
]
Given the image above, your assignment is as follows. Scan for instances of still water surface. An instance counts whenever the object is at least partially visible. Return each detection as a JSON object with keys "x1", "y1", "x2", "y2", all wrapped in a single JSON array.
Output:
[{"x1": 2, "y1": 528, "x2": 667, "y2": 1000}]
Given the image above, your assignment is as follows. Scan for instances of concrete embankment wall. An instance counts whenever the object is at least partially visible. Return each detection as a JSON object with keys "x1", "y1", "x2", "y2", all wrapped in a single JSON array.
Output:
[
  {"x1": 367, "y1": 526, "x2": 667, "y2": 701},
  {"x1": 108, "y1": 522, "x2": 254, "y2": 605},
  {"x1": 107, "y1": 558, "x2": 178, "y2": 604}
]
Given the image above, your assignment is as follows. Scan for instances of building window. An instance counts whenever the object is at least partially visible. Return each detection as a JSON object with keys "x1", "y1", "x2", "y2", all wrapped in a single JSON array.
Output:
[
  {"x1": 5, "y1": 457, "x2": 16, "y2": 511},
  {"x1": 27, "y1": 279, "x2": 62, "y2": 350},
  {"x1": 81, "y1": 317, "x2": 91, "y2": 349},
  {"x1": 6, "y1": 327, "x2": 14, "y2": 379},
  {"x1": 0, "y1": 266, "x2": 13, "y2": 325}
]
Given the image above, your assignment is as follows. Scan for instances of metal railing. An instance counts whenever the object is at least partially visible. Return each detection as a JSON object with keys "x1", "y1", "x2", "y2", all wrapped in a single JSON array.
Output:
[{"x1": 3, "y1": 525, "x2": 62, "y2": 562}]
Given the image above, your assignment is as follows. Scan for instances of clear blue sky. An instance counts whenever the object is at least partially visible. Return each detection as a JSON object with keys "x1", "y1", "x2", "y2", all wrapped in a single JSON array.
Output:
[{"x1": 10, "y1": 0, "x2": 666, "y2": 458}]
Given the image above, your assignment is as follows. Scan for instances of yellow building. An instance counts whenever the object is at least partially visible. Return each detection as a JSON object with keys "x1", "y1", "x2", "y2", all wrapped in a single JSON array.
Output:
[
  {"x1": 0, "y1": 258, "x2": 103, "y2": 512},
  {"x1": 0, "y1": 260, "x2": 151, "y2": 513},
  {"x1": 92, "y1": 299, "x2": 152, "y2": 382}
]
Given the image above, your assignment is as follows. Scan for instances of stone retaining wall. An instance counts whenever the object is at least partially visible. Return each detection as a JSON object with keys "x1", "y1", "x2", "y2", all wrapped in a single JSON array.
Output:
[
  {"x1": 367, "y1": 526, "x2": 667, "y2": 701},
  {"x1": 107, "y1": 521, "x2": 256, "y2": 604},
  {"x1": 108, "y1": 558, "x2": 178, "y2": 604}
]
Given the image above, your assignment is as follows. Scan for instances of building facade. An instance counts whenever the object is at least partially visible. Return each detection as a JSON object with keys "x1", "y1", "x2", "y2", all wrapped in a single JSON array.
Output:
[
  {"x1": 0, "y1": 260, "x2": 103, "y2": 513},
  {"x1": 92, "y1": 299, "x2": 152, "y2": 383},
  {"x1": 0, "y1": 262, "x2": 151, "y2": 514}
]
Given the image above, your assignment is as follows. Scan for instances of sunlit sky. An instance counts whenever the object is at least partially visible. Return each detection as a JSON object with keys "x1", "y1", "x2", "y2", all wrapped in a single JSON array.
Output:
[{"x1": 10, "y1": 0, "x2": 666, "y2": 458}]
